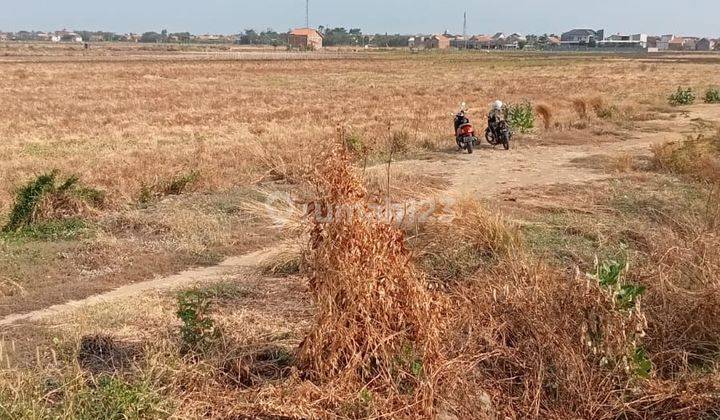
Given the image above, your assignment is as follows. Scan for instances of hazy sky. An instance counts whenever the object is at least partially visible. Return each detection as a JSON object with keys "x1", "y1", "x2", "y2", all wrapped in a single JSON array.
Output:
[{"x1": 1, "y1": 0, "x2": 718, "y2": 36}]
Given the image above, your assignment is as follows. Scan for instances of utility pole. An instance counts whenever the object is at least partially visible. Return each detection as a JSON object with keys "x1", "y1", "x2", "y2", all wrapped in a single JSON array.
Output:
[
  {"x1": 463, "y1": 11, "x2": 467, "y2": 49},
  {"x1": 306, "y1": 0, "x2": 309, "y2": 28}
]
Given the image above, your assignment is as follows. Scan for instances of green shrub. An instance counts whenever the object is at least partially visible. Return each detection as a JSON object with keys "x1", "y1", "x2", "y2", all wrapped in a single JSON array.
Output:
[
  {"x1": 704, "y1": 87, "x2": 720, "y2": 104},
  {"x1": 631, "y1": 347, "x2": 653, "y2": 379},
  {"x1": 73, "y1": 375, "x2": 168, "y2": 419},
  {"x1": 3, "y1": 171, "x2": 103, "y2": 233},
  {"x1": 592, "y1": 257, "x2": 646, "y2": 311},
  {"x1": 176, "y1": 289, "x2": 218, "y2": 354},
  {"x1": 505, "y1": 101, "x2": 535, "y2": 133},
  {"x1": 668, "y1": 87, "x2": 696, "y2": 106},
  {"x1": 0, "y1": 373, "x2": 169, "y2": 419},
  {"x1": 1, "y1": 219, "x2": 88, "y2": 241}
]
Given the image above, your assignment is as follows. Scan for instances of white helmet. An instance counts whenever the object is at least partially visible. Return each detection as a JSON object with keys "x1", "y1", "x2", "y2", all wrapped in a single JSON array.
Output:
[{"x1": 493, "y1": 100, "x2": 504, "y2": 110}]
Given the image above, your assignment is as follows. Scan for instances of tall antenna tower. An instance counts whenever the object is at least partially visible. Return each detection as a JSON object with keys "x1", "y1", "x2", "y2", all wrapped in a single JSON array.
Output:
[
  {"x1": 305, "y1": 0, "x2": 310, "y2": 28},
  {"x1": 462, "y1": 11, "x2": 467, "y2": 49}
]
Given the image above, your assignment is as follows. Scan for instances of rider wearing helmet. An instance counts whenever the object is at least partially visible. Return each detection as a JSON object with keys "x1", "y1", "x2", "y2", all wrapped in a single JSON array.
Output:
[{"x1": 488, "y1": 100, "x2": 505, "y2": 130}]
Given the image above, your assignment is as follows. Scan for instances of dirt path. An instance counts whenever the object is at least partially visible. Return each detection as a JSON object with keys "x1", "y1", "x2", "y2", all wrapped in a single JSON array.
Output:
[
  {"x1": 398, "y1": 106, "x2": 714, "y2": 198},
  {"x1": 0, "y1": 246, "x2": 285, "y2": 327},
  {"x1": 2, "y1": 105, "x2": 717, "y2": 327}
]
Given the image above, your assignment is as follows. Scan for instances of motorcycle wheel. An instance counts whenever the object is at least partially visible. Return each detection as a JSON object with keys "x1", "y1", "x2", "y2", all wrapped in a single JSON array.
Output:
[
  {"x1": 485, "y1": 128, "x2": 495, "y2": 145},
  {"x1": 502, "y1": 134, "x2": 510, "y2": 150},
  {"x1": 466, "y1": 140, "x2": 474, "y2": 154}
]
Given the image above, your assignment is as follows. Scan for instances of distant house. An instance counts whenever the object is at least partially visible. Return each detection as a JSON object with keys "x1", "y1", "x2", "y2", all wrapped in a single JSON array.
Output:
[
  {"x1": 696, "y1": 38, "x2": 716, "y2": 51},
  {"x1": 58, "y1": 31, "x2": 83, "y2": 43},
  {"x1": 469, "y1": 35, "x2": 494, "y2": 49},
  {"x1": 425, "y1": 34, "x2": 451, "y2": 49},
  {"x1": 667, "y1": 37, "x2": 685, "y2": 51},
  {"x1": 666, "y1": 37, "x2": 698, "y2": 51},
  {"x1": 683, "y1": 37, "x2": 699, "y2": 50},
  {"x1": 561, "y1": 28, "x2": 605, "y2": 45},
  {"x1": 657, "y1": 34, "x2": 675, "y2": 50},
  {"x1": 547, "y1": 36, "x2": 561, "y2": 46},
  {"x1": 289, "y1": 28, "x2": 323, "y2": 50},
  {"x1": 647, "y1": 36, "x2": 660, "y2": 49},
  {"x1": 449, "y1": 35, "x2": 465, "y2": 48},
  {"x1": 598, "y1": 33, "x2": 648, "y2": 48},
  {"x1": 491, "y1": 32, "x2": 506, "y2": 41},
  {"x1": 0, "y1": 33, "x2": 7, "y2": 41},
  {"x1": 499, "y1": 33, "x2": 527, "y2": 49},
  {"x1": 196, "y1": 34, "x2": 221, "y2": 42}
]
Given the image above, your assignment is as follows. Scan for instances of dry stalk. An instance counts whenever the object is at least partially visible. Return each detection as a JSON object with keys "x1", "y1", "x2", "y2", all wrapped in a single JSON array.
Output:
[{"x1": 297, "y1": 145, "x2": 443, "y2": 416}]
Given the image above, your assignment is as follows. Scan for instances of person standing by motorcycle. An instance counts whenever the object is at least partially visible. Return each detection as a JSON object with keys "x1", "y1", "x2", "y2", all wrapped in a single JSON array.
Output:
[
  {"x1": 485, "y1": 100, "x2": 512, "y2": 150},
  {"x1": 488, "y1": 100, "x2": 505, "y2": 131}
]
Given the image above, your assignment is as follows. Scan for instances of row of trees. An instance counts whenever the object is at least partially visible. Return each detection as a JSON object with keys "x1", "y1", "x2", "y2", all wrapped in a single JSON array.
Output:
[{"x1": 236, "y1": 27, "x2": 412, "y2": 48}]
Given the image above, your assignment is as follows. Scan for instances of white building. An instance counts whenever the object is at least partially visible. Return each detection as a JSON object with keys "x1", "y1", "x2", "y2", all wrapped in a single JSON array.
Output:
[{"x1": 598, "y1": 33, "x2": 648, "y2": 48}]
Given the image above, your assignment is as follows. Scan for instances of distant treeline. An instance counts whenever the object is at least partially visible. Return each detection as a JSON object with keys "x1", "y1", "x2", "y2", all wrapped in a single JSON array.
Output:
[
  {"x1": 4, "y1": 27, "x2": 414, "y2": 47},
  {"x1": 236, "y1": 27, "x2": 412, "y2": 47}
]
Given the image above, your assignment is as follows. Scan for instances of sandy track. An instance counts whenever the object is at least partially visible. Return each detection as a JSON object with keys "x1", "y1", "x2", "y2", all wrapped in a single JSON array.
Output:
[
  {"x1": 1, "y1": 105, "x2": 716, "y2": 327},
  {"x1": 0, "y1": 247, "x2": 282, "y2": 327}
]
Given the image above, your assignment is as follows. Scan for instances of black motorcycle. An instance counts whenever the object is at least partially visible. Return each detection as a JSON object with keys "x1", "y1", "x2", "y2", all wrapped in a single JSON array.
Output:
[{"x1": 485, "y1": 119, "x2": 512, "y2": 150}]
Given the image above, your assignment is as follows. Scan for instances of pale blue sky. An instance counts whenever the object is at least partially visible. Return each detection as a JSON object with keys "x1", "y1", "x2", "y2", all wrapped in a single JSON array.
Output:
[{"x1": 1, "y1": 0, "x2": 717, "y2": 37}]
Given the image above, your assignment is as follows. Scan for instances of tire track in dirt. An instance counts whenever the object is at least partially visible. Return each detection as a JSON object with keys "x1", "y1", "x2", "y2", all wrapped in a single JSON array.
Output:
[{"x1": 1, "y1": 106, "x2": 716, "y2": 327}]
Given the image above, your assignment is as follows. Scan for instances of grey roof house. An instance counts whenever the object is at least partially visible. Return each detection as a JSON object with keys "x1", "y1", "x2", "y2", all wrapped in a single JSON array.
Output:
[
  {"x1": 696, "y1": 38, "x2": 716, "y2": 51},
  {"x1": 561, "y1": 29, "x2": 605, "y2": 44}
]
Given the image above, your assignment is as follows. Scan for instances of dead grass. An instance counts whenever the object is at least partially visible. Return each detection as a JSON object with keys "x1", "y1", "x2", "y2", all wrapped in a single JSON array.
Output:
[
  {"x1": 296, "y1": 146, "x2": 443, "y2": 416},
  {"x1": 535, "y1": 103, "x2": 553, "y2": 130},
  {"x1": 412, "y1": 197, "x2": 522, "y2": 284},
  {"x1": 2, "y1": 49, "x2": 720, "y2": 418},
  {"x1": 652, "y1": 130, "x2": 720, "y2": 183}
]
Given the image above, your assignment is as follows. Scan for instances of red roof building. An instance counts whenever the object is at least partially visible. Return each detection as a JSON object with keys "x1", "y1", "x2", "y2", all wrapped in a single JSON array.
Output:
[{"x1": 289, "y1": 28, "x2": 323, "y2": 50}]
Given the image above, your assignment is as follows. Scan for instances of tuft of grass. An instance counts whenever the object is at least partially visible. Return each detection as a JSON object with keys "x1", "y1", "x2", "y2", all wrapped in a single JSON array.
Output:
[
  {"x1": 1, "y1": 218, "x2": 89, "y2": 241},
  {"x1": 72, "y1": 375, "x2": 168, "y2": 419},
  {"x1": 535, "y1": 104, "x2": 553, "y2": 130},
  {"x1": 259, "y1": 248, "x2": 302, "y2": 277},
  {"x1": 572, "y1": 98, "x2": 588, "y2": 119},
  {"x1": 344, "y1": 132, "x2": 368, "y2": 157},
  {"x1": 0, "y1": 368, "x2": 170, "y2": 419},
  {"x1": 611, "y1": 153, "x2": 635, "y2": 173},
  {"x1": 651, "y1": 131, "x2": 720, "y2": 183},
  {"x1": 588, "y1": 97, "x2": 618, "y2": 119},
  {"x1": 139, "y1": 170, "x2": 200, "y2": 204},
  {"x1": 704, "y1": 87, "x2": 720, "y2": 104},
  {"x1": 165, "y1": 170, "x2": 200, "y2": 196},
  {"x1": 668, "y1": 87, "x2": 696, "y2": 106},
  {"x1": 3, "y1": 171, "x2": 103, "y2": 233},
  {"x1": 414, "y1": 198, "x2": 522, "y2": 284}
]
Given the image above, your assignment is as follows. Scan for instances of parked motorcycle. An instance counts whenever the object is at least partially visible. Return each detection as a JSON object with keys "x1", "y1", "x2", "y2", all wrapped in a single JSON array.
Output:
[
  {"x1": 485, "y1": 119, "x2": 512, "y2": 150},
  {"x1": 453, "y1": 104, "x2": 478, "y2": 154}
]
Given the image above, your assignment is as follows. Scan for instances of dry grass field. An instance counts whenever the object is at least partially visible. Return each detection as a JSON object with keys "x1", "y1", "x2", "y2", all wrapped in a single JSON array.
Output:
[{"x1": 1, "y1": 44, "x2": 720, "y2": 418}]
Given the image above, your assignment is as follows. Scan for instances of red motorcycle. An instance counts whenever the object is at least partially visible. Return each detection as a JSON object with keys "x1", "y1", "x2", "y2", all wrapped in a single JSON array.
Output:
[{"x1": 453, "y1": 104, "x2": 478, "y2": 154}]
